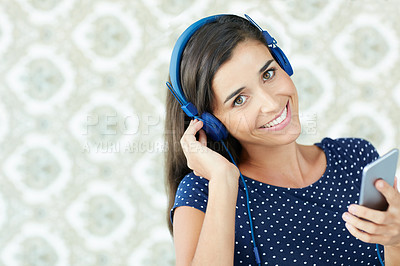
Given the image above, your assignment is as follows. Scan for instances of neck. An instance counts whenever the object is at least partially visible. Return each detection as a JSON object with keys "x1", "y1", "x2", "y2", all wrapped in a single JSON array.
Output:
[
  {"x1": 239, "y1": 141, "x2": 302, "y2": 171},
  {"x1": 238, "y1": 141, "x2": 321, "y2": 188}
]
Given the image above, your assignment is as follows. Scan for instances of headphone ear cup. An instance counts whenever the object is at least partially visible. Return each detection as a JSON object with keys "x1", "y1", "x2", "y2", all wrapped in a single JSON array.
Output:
[
  {"x1": 200, "y1": 112, "x2": 228, "y2": 141},
  {"x1": 270, "y1": 46, "x2": 293, "y2": 76}
]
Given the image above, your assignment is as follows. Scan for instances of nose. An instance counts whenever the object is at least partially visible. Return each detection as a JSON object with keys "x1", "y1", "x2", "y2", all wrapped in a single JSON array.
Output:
[{"x1": 257, "y1": 87, "x2": 279, "y2": 114}]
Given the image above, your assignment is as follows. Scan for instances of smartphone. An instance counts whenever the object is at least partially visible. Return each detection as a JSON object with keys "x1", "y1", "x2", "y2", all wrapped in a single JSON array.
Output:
[{"x1": 359, "y1": 148, "x2": 399, "y2": 211}]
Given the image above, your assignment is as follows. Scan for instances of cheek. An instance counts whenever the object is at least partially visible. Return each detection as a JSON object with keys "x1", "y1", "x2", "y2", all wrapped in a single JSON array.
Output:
[
  {"x1": 220, "y1": 112, "x2": 255, "y2": 135},
  {"x1": 286, "y1": 79, "x2": 298, "y2": 96},
  {"x1": 278, "y1": 75, "x2": 296, "y2": 93}
]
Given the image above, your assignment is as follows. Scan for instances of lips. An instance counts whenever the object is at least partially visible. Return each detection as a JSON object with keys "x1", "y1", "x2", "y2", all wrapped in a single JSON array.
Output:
[{"x1": 259, "y1": 101, "x2": 291, "y2": 131}]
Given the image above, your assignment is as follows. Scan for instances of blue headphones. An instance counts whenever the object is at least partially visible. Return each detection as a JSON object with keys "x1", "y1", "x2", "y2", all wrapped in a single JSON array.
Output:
[{"x1": 166, "y1": 14, "x2": 293, "y2": 142}]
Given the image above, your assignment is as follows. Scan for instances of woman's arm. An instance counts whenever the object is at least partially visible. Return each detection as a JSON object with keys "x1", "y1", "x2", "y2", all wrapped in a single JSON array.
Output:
[
  {"x1": 173, "y1": 119, "x2": 240, "y2": 265},
  {"x1": 173, "y1": 170, "x2": 238, "y2": 266}
]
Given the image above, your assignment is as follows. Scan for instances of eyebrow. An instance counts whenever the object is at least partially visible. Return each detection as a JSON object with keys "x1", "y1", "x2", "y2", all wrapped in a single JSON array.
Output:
[
  {"x1": 224, "y1": 87, "x2": 245, "y2": 104},
  {"x1": 259, "y1": 59, "x2": 274, "y2": 74},
  {"x1": 223, "y1": 59, "x2": 275, "y2": 104}
]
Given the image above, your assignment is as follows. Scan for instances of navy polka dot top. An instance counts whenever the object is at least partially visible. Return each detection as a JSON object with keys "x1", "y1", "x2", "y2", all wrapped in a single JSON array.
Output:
[{"x1": 171, "y1": 138, "x2": 385, "y2": 265}]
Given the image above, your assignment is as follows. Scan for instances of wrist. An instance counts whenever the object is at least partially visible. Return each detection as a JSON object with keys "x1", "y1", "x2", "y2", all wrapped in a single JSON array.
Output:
[
  {"x1": 211, "y1": 165, "x2": 239, "y2": 182},
  {"x1": 210, "y1": 167, "x2": 239, "y2": 188}
]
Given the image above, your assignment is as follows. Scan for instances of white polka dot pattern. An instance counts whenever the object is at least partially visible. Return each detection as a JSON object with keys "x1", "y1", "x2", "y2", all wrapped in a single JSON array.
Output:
[{"x1": 171, "y1": 138, "x2": 384, "y2": 265}]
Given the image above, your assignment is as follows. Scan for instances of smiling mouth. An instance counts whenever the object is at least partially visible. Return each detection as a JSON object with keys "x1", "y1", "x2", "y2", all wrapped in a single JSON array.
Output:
[{"x1": 260, "y1": 101, "x2": 289, "y2": 129}]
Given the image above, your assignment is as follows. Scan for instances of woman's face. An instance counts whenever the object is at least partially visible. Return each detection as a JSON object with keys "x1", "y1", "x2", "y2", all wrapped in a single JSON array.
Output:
[{"x1": 212, "y1": 39, "x2": 301, "y2": 148}]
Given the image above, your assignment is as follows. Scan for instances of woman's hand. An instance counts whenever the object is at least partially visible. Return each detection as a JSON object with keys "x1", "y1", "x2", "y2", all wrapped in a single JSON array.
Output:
[
  {"x1": 342, "y1": 177, "x2": 400, "y2": 247},
  {"x1": 180, "y1": 119, "x2": 239, "y2": 181}
]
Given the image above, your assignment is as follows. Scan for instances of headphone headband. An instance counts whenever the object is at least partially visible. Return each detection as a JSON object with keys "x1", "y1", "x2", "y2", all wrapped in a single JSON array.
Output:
[{"x1": 168, "y1": 15, "x2": 224, "y2": 108}]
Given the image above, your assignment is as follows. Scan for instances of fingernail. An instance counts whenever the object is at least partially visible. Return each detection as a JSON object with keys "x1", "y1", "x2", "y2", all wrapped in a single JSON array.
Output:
[
  {"x1": 348, "y1": 205, "x2": 357, "y2": 214},
  {"x1": 376, "y1": 180, "x2": 384, "y2": 188}
]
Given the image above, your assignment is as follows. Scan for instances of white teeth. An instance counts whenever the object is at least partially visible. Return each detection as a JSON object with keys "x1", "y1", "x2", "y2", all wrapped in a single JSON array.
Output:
[{"x1": 261, "y1": 106, "x2": 287, "y2": 128}]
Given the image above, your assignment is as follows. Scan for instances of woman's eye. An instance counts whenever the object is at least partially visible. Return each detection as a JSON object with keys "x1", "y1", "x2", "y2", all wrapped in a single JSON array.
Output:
[
  {"x1": 233, "y1": 95, "x2": 247, "y2": 106},
  {"x1": 262, "y1": 68, "x2": 275, "y2": 81}
]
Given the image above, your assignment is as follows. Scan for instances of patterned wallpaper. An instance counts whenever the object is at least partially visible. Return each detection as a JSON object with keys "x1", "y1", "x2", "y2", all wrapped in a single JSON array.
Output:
[{"x1": 0, "y1": 0, "x2": 399, "y2": 265}]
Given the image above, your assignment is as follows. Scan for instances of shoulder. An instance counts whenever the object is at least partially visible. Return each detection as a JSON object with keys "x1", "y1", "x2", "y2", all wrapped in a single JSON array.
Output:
[
  {"x1": 170, "y1": 172, "x2": 209, "y2": 223},
  {"x1": 315, "y1": 137, "x2": 378, "y2": 154},
  {"x1": 176, "y1": 172, "x2": 209, "y2": 194},
  {"x1": 315, "y1": 137, "x2": 379, "y2": 164}
]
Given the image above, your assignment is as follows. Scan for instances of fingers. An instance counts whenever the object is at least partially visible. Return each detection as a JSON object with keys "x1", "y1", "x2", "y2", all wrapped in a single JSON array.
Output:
[
  {"x1": 180, "y1": 119, "x2": 204, "y2": 152},
  {"x1": 344, "y1": 222, "x2": 381, "y2": 244},
  {"x1": 346, "y1": 204, "x2": 386, "y2": 224},
  {"x1": 348, "y1": 179, "x2": 400, "y2": 224},
  {"x1": 198, "y1": 129, "x2": 207, "y2": 146},
  {"x1": 182, "y1": 119, "x2": 207, "y2": 146},
  {"x1": 375, "y1": 179, "x2": 400, "y2": 207},
  {"x1": 342, "y1": 211, "x2": 386, "y2": 235},
  {"x1": 343, "y1": 210, "x2": 400, "y2": 245},
  {"x1": 182, "y1": 119, "x2": 203, "y2": 139},
  {"x1": 343, "y1": 178, "x2": 400, "y2": 246},
  {"x1": 343, "y1": 206, "x2": 390, "y2": 244}
]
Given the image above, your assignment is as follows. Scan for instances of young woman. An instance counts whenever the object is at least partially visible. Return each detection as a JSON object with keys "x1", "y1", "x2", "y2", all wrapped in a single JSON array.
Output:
[{"x1": 164, "y1": 14, "x2": 400, "y2": 265}]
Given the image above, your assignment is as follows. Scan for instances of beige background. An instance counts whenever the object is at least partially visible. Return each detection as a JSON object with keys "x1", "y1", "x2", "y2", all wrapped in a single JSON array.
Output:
[{"x1": 0, "y1": 0, "x2": 399, "y2": 265}]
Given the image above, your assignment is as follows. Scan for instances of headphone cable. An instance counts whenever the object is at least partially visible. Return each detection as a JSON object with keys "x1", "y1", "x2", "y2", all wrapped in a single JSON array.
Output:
[{"x1": 220, "y1": 140, "x2": 261, "y2": 265}]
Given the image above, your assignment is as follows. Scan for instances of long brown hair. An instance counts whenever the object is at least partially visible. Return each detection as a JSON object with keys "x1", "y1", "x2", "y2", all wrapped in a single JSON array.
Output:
[{"x1": 164, "y1": 15, "x2": 268, "y2": 234}]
